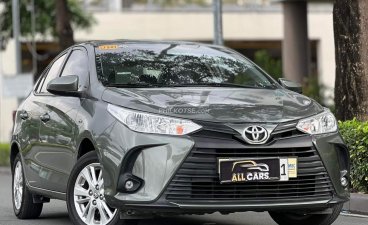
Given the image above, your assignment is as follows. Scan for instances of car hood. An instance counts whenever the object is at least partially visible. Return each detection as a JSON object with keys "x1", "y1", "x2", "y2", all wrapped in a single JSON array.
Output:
[{"x1": 102, "y1": 87, "x2": 324, "y2": 123}]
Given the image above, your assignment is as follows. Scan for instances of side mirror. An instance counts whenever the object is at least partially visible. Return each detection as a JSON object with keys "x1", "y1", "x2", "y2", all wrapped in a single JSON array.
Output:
[
  {"x1": 278, "y1": 78, "x2": 302, "y2": 94},
  {"x1": 47, "y1": 75, "x2": 81, "y2": 97}
]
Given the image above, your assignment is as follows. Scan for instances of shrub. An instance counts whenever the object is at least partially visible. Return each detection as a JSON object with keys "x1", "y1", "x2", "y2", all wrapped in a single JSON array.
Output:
[
  {"x1": 339, "y1": 119, "x2": 368, "y2": 193},
  {"x1": 0, "y1": 143, "x2": 10, "y2": 167}
]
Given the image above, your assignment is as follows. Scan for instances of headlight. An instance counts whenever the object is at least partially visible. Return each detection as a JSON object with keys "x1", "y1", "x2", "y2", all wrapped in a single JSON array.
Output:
[
  {"x1": 296, "y1": 110, "x2": 338, "y2": 134},
  {"x1": 107, "y1": 104, "x2": 202, "y2": 135}
]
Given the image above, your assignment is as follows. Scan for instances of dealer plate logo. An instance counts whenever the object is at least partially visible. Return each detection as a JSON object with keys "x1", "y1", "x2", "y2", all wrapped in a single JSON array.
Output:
[{"x1": 231, "y1": 160, "x2": 270, "y2": 182}]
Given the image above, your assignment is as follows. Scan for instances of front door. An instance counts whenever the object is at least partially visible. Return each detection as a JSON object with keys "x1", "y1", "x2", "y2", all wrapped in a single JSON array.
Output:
[
  {"x1": 37, "y1": 47, "x2": 90, "y2": 192},
  {"x1": 37, "y1": 96, "x2": 80, "y2": 192}
]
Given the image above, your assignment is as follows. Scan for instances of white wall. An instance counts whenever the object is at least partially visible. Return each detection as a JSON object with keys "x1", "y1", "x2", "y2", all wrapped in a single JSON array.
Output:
[
  {"x1": 308, "y1": 12, "x2": 335, "y2": 102},
  {"x1": 0, "y1": 40, "x2": 18, "y2": 142}
]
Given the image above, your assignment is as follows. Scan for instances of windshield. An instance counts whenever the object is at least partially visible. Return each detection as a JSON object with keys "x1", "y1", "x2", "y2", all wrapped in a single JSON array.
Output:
[{"x1": 95, "y1": 43, "x2": 278, "y2": 89}]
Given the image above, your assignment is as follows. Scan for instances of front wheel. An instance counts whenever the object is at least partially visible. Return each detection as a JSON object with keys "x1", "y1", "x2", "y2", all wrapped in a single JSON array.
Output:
[
  {"x1": 66, "y1": 152, "x2": 120, "y2": 225},
  {"x1": 269, "y1": 203, "x2": 343, "y2": 225}
]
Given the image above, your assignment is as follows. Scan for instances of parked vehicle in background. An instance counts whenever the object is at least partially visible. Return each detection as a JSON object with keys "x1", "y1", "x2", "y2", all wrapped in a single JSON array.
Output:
[{"x1": 10, "y1": 40, "x2": 349, "y2": 225}]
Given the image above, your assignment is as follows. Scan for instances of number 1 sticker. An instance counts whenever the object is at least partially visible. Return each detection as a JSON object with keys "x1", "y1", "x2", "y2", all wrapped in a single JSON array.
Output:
[
  {"x1": 280, "y1": 158, "x2": 289, "y2": 181},
  {"x1": 288, "y1": 158, "x2": 298, "y2": 178}
]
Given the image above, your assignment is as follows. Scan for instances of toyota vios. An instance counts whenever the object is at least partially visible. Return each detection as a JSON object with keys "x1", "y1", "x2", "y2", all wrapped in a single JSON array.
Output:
[{"x1": 11, "y1": 40, "x2": 349, "y2": 225}]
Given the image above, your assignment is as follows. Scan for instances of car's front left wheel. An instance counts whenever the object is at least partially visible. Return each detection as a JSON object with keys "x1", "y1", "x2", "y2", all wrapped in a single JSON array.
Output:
[{"x1": 66, "y1": 151, "x2": 120, "y2": 225}]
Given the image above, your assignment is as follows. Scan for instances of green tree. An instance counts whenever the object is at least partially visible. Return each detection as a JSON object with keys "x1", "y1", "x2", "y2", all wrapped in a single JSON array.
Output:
[
  {"x1": 0, "y1": 0, "x2": 95, "y2": 50},
  {"x1": 333, "y1": 0, "x2": 368, "y2": 120},
  {"x1": 253, "y1": 49, "x2": 282, "y2": 79}
]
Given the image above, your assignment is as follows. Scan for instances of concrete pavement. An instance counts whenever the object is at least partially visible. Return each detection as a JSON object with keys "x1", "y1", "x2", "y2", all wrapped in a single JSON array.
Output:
[{"x1": 344, "y1": 193, "x2": 368, "y2": 215}]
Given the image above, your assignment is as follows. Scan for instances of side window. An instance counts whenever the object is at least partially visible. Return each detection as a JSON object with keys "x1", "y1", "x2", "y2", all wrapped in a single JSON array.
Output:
[
  {"x1": 61, "y1": 49, "x2": 89, "y2": 89},
  {"x1": 35, "y1": 69, "x2": 48, "y2": 93},
  {"x1": 40, "y1": 54, "x2": 67, "y2": 93}
]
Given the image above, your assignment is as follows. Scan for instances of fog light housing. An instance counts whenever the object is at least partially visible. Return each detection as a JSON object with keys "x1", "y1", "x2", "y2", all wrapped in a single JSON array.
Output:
[
  {"x1": 125, "y1": 180, "x2": 134, "y2": 190},
  {"x1": 340, "y1": 176, "x2": 348, "y2": 187},
  {"x1": 340, "y1": 170, "x2": 349, "y2": 187},
  {"x1": 117, "y1": 173, "x2": 144, "y2": 193}
]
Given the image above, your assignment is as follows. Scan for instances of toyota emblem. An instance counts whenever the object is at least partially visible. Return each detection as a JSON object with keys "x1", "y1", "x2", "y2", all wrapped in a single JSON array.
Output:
[{"x1": 242, "y1": 125, "x2": 269, "y2": 144}]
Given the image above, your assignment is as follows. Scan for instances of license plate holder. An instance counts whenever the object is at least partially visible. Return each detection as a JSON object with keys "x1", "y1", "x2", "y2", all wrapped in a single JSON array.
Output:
[{"x1": 218, "y1": 157, "x2": 297, "y2": 184}]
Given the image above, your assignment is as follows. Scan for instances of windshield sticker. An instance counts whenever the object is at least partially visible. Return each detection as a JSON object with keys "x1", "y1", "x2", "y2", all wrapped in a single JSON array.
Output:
[{"x1": 98, "y1": 45, "x2": 119, "y2": 50}]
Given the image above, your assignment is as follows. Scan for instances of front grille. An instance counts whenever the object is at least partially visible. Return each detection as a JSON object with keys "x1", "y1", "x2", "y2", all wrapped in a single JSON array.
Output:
[
  {"x1": 165, "y1": 124, "x2": 334, "y2": 203},
  {"x1": 271, "y1": 121, "x2": 305, "y2": 141},
  {"x1": 193, "y1": 120, "x2": 306, "y2": 145}
]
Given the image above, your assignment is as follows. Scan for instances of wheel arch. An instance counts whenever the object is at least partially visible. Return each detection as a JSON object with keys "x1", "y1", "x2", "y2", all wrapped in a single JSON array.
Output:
[
  {"x1": 77, "y1": 137, "x2": 96, "y2": 159},
  {"x1": 10, "y1": 141, "x2": 21, "y2": 172},
  {"x1": 76, "y1": 129, "x2": 107, "y2": 163}
]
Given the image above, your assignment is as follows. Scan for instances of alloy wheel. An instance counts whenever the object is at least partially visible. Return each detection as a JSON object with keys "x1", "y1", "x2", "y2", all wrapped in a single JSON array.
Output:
[
  {"x1": 13, "y1": 161, "x2": 23, "y2": 210},
  {"x1": 73, "y1": 163, "x2": 117, "y2": 225}
]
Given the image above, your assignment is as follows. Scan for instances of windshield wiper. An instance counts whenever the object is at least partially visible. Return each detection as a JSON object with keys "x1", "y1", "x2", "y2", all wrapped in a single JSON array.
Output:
[
  {"x1": 164, "y1": 82, "x2": 270, "y2": 89},
  {"x1": 106, "y1": 82, "x2": 277, "y2": 89},
  {"x1": 105, "y1": 82, "x2": 157, "y2": 88}
]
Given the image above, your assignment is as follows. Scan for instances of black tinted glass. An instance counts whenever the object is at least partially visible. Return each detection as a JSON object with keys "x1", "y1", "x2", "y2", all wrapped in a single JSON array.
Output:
[
  {"x1": 40, "y1": 54, "x2": 66, "y2": 93},
  {"x1": 61, "y1": 49, "x2": 89, "y2": 89},
  {"x1": 95, "y1": 43, "x2": 276, "y2": 89}
]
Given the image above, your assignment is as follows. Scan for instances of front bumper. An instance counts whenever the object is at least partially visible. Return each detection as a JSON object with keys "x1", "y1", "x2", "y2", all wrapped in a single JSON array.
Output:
[
  {"x1": 99, "y1": 119, "x2": 350, "y2": 214},
  {"x1": 111, "y1": 197, "x2": 345, "y2": 215}
]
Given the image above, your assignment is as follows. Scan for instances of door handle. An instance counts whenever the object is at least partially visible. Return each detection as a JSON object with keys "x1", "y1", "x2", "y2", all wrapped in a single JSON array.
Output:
[
  {"x1": 19, "y1": 111, "x2": 29, "y2": 120},
  {"x1": 40, "y1": 113, "x2": 50, "y2": 122}
]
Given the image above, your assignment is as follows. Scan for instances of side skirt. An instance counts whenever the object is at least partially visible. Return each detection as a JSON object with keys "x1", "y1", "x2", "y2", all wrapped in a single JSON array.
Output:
[{"x1": 26, "y1": 183, "x2": 66, "y2": 201}]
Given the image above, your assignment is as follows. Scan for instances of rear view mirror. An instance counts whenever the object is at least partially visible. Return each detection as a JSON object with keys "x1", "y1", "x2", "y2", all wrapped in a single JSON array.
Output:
[
  {"x1": 47, "y1": 75, "x2": 81, "y2": 97},
  {"x1": 278, "y1": 78, "x2": 302, "y2": 94}
]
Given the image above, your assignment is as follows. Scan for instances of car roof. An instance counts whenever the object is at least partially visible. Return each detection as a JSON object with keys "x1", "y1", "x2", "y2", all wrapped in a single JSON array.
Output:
[{"x1": 80, "y1": 39, "x2": 223, "y2": 49}]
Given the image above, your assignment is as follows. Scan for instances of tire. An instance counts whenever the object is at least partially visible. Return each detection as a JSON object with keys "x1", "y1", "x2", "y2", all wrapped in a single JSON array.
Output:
[
  {"x1": 269, "y1": 203, "x2": 343, "y2": 225},
  {"x1": 12, "y1": 154, "x2": 43, "y2": 219},
  {"x1": 66, "y1": 151, "x2": 121, "y2": 225}
]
